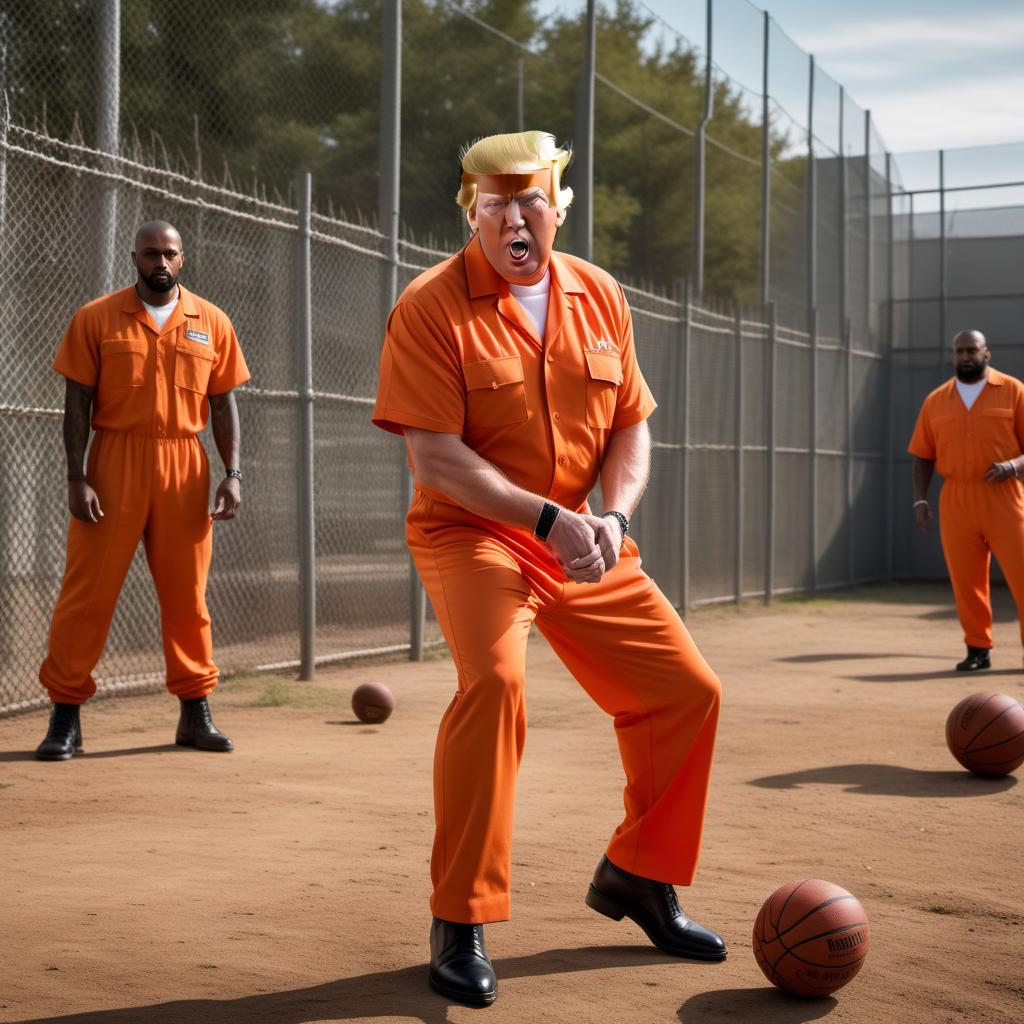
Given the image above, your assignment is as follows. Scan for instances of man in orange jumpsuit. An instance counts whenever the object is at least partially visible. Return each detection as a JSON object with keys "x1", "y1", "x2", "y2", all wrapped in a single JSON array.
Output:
[
  {"x1": 35, "y1": 221, "x2": 250, "y2": 760},
  {"x1": 910, "y1": 329, "x2": 1024, "y2": 671},
  {"x1": 372, "y1": 132, "x2": 725, "y2": 1007}
]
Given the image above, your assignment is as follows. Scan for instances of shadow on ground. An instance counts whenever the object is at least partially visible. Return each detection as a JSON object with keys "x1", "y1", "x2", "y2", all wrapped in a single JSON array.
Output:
[
  {"x1": 777, "y1": 653, "x2": 946, "y2": 664},
  {"x1": 678, "y1": 986, "x2": 837, "y2": 1022},
  {"x1": 748, "y1": 763, "x2": 1017, "y2": 797},
  {"x1": 7, "y1": 946, "x2": 714, "y2": 1024},
  {"x1": 847, "y1": 668, "x2": 1021, "y2": 683},
  {"x1": 0, "y1": 744, "x2": 183, "y2": 763}
]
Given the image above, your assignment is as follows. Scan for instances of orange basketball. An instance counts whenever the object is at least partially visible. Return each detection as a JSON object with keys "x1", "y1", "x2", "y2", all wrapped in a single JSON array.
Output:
[
  {"x1": 946, "y1": 692, "x2": 1024, "y2": 776},
  {"x1": 753, "y1": 879, "x2": 870, "y2": 997},
  {"x1": 351, "y1": 682, "x2": 395, "y2": 724}
]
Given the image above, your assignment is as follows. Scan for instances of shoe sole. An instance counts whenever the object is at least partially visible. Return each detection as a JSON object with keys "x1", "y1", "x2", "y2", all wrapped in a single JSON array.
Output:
[
  {"x1": 586, "y1": 885, "x2": 728, "y2": 962},
  {"x1": 955, "y1": 665, "x2": 990, "y2": 671},
  {"x1": 175, "y1": 738, "x2": 234, "y2": 752},
  {"x1": 428, "y1": 971, "x2": 497, "y2": 1007},
  {"x1": 34, "y1": 750, "x2": 78, "y2": 761}
]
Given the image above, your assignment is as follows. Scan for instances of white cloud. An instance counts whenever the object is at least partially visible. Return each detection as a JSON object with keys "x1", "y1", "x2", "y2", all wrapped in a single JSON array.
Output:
[
  {"x1": 798, "y1": 11, "x2": 1024, "y2": 60},
  {"x1": 866, "y1": 74, "x2": 1024, "y2": 151}
]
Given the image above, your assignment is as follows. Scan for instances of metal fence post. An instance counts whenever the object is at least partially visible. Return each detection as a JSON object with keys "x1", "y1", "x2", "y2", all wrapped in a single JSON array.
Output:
[
  {"x1": 679, "y1": 280, "x2": 692, "y2": 613},
  {"x1": 885, "y1": 152, "x2": 895, "y2": 580},
  {"x1": 516, "y1": 57, "x2": 525, "y2": 132},
  {"x1": 765, "y1": 301, "x2": 776, "y2": 603},
  {"x1": 574, "y1": 0, "x2": 596, "y2": 262},
  {"x1": 95, "y1": 0, "x2": 120, "y2": 297},
  {"x1": 806, "y1": 56, "x2": 817, "y2": 311},
  {"x1": 809, "y1": 305, "x2": 818, "y2": 590},
  {"x1": 693, "y1": 0, "x2": 713, "y2": 297},
  {"x1": 734, "y1": 305, "x2": 744, "y2": 603},
  {"x1": 938, "y1": 148, "x2": 947, "y2": 366},
  {"x1": 845, "y1": 316, "x2": 855, "y2": 585},
  {"x1": 864, "y1": 110, "x2": 872, "y2": 339},
  {"x1": 838, "y1": 86, "x2": 847, "y2": 333},
  {"x1": 759, "y1": 10, "x2": 771, "y2": 305},
  {"x1": 296, "y1": 172, "x2": 316, "y2": 680},
  {"x1": 380, "y1": 0, "x2": 424, "y2": 662}
]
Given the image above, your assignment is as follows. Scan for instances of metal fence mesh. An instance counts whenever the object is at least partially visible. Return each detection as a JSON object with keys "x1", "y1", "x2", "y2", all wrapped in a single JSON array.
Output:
[{"x1": 8, "y1": 0, "x2": 1002, "y2": 714}]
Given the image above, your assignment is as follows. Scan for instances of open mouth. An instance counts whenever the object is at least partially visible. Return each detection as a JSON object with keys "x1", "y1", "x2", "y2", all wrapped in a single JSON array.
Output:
[{"x1": 508, "y1": 238, "x2": 529, "y2": 263}]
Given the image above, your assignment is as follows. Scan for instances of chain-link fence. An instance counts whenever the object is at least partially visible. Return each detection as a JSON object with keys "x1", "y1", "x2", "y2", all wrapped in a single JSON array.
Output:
[
  {"x1": 5, "y1": 0, "x2": 1009, "y2": 715},
  {"x1": 890, "y1": 142, "x2": 1024, "y2": 580}
]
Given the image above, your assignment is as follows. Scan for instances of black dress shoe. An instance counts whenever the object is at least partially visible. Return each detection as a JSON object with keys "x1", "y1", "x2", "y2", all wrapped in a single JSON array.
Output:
[
  {"x1": 35, "y1": 703, "x2": 83, "y2": 761},
  {"x1": 176, "y1": 697, "x2": 234, "y2": 752},
  {"x1": 586, "y1": 855, "x2": 727, "y2": 961},
  {"x1": 956, "y1": 646, "x2": 991, "y2": 672},
  {"x1": 428, "y1": 917, "x2": 497, "y2": 1007}
]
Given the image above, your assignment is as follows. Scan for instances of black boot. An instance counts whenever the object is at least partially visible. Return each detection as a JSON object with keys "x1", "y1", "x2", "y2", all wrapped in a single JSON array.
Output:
[
  {"x1": 175, "y1": 696, "x2": 234, "y2": 752},
  {"x1": 956, "y1": 646, "x2": 991, "y2": 672},
  {"x1": 428, "y1": 917, "x2": 497, "y2": 1007},
  {"x1": 586, "y1": 855, "x2": 727, "y2": 961},
  {"x1": 35, "y1": 703, "x2": 83, "y2": 761}
]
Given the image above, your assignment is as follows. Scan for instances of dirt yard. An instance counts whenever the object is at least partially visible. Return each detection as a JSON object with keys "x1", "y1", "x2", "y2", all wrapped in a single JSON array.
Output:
[{"x1": 1, "y1": 583, "x2": 1021, "y2": 1024}]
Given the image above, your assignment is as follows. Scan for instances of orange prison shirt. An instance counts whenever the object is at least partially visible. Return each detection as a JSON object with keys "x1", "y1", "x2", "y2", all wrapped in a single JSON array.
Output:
[
  {"x1": 54, "y1": 285, "x2": 250, "y2": 433},
  {"x1": 907, "y1": 368, "x2": 1024, "y2": 478},
  {"x1": 373, "y1": 233, "x2": 656, "y2": 510}
]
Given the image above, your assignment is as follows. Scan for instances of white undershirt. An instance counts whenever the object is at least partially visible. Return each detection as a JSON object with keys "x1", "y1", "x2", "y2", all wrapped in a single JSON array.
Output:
[
  {"x1": 956, "y1": 377, "x2": 987, "y2": 411},
  {"x1": 509, "y1": 270, "x2": 550, "y2": 341},
  {"x1": 142, "y1": 290, "x2": 179, "y2": 330}
]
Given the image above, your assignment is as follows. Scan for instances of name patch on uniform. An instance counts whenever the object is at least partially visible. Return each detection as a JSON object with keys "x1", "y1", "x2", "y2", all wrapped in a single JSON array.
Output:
[
  {"x1": 185, "y1": 328, "x2": 210, "y2": 345},
  {"x1": 586, "y1": 339, "x2": 619, "y2": 354}
]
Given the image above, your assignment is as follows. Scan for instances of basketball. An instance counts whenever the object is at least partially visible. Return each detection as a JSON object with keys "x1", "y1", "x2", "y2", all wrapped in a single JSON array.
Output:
[
  {"x1": 753, "y1": 879, "x2": 870, "y2": 997},
  {"x1": 351, "y1": 682, "x2": 395, "y2": 724},
  {"x1": 946, "y1": 692, "x2": 1024, "y2": 776}
]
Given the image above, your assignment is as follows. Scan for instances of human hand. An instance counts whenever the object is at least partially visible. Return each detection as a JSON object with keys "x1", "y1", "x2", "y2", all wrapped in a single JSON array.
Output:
[
  {"x1": 914, "y1": 501, "x2": 932, "y2": 535},
  {"x1": 581, "y1": 513, "x2": 623, "y2": 573},
  {"x1": 211, "y1": 477, "x2": 241, "y2": 520},
  {"x1": 984, "y1": 461, "x2": 1016, "y2": 483},
  {"x1": 68, "y1": 480, "x2": 103, "y2": 523},
  {"x1": 545, "y1": 508, "x2": 603, "y2": 584}
]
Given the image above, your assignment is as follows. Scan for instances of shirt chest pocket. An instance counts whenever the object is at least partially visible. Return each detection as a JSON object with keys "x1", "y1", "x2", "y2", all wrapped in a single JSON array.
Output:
[
  {"x1": 99, "y1": 338, "x2": 148, "y2": 388},
  {"x1": 174, "y1": 340, "x2": 217, "y2": 394},
  {"x1": 463, "y1": 356, "x2": 528, "y2": 430},
  {"x1": 584, "y1": 350, "x2": 623, "y2": 428},
  {"x1": 979, "y1": 407, "x2": 1016, "y2": 444}
]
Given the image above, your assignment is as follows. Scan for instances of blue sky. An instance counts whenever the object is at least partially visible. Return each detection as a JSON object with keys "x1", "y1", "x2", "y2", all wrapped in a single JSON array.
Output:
[{"x1": 539, "y1": 0, "x2": 1024, "y2": 156}]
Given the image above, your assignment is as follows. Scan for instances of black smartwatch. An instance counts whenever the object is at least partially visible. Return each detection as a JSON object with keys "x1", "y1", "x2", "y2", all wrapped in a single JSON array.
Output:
[{"x1": 535, "y1": 501, "x2": 560, "y2": 540}]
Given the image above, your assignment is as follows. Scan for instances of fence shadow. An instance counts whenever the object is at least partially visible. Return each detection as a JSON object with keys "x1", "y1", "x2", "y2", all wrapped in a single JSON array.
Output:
[
  {"x1": 0, "y1": 743, "x2": 181, "y2": 762},
  {"x1": 678, "y1": 986, "x2": 837, "y2": 1022},
  {"x1": 748, "y1": 763, "x2": 1017, "y2": 797},
  {"x1": 8, "y1": 945, "x2": 708, "y2": 1024},
  {"x1": 777, "y1": 653, "x2": 946, "y2": 664}
]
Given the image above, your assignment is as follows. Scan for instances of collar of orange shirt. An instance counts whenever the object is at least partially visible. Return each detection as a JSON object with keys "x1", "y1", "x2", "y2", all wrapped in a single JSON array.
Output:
[{"x1": 463, "y1": 232, "x2": 586, "y2": 300}]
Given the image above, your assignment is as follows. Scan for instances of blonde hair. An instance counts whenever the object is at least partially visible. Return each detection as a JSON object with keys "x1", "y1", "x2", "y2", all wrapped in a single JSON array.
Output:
[{"x1": 456, "y1": 131, "x2": 574, "y2": 211}]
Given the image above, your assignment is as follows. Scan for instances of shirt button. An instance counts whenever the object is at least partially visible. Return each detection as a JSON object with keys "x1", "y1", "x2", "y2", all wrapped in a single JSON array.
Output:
[
  {"x1": 553, "y1": 412, "x2": 560, "y2": 420},
  {"x1": 558, "y1": 455, "x2": 569, "y2": 467}
]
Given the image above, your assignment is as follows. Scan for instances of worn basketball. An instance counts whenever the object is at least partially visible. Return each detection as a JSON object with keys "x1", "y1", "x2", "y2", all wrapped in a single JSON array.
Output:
[
  {"x1": 351, "y1": 682, "x2": 395, "y2": 724},
  {"x1": 946, "y1": 692, "x2": 1024, "y2": 776},
  {"x1": 753, "y1": 879, "x2": 870, "y2": 998}
]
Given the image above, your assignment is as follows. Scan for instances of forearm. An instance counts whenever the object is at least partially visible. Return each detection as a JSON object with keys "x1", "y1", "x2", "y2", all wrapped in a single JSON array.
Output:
[
  {"x1": 408, "y1": 431, "x2": 545, "y2": 532},
  {"x1": 912, "y1": 457, "x2": 935, "y2": 501},
  {"x1": 62, "y1": 379, "x2": 94, "y2": 481},
  {"x1": 599, "y1": 420, "x2": 651, "y2": 516},
  {"x1": 209, "y1": 392, "x2": 241, "y2": 472}
]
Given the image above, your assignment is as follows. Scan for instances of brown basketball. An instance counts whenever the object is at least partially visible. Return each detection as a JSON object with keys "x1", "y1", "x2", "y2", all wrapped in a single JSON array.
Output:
[
  {"x1": 753, "y1": 879, "x2": 870, "y2": 998},
  {"x1": 946, "y1": 692, "x2": 1024, "y2": 776},
  {"x1": 351, "y1": 682, "x2": 395, "y2": 724}
]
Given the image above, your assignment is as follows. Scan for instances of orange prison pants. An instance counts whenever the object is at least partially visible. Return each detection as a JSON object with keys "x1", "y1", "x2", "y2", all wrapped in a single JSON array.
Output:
[
  {"x1": 408, "y1": 492, "x2": 722, "y2": 924},
  {"x1": 939, "y1": 478, "x2": 1024, "y2": 650},
  {"x1": 40, "y1": 430, "x2": 216, "y2": 704}
]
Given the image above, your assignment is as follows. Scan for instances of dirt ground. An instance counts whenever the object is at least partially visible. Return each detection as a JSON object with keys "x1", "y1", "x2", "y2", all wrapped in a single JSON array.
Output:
[{"x1": 1, "y1": 582, "x2": 1022, "y2": 1024}]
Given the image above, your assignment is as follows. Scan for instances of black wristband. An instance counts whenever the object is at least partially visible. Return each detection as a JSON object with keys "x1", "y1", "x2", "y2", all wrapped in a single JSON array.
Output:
[
  {"x1": 602, "y1": 510, "x2": 629, "y2": 538},
  {"x1": 535, "y1": 501, "x2": 560, "y2": 540},
  {"x1": 226, "y1": 468, "x2": 242, "y2": 481}
]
